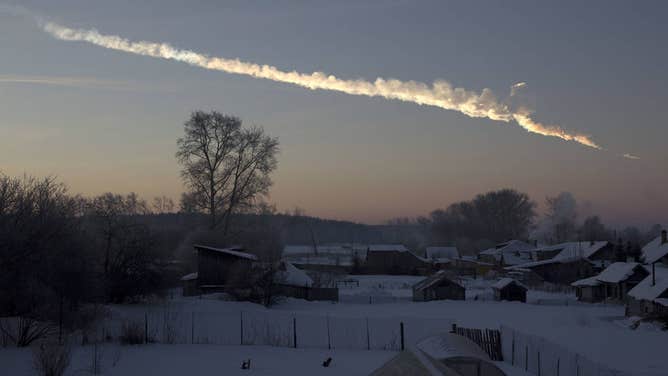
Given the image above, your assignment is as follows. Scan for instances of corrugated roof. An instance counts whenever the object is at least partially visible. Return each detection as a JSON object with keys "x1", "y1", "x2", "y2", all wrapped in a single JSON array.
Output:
[{"x1": 194, "y1": 245, "x2": 258, "y2": 260}]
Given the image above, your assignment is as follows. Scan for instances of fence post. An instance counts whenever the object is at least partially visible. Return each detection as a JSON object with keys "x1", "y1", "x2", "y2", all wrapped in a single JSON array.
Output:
[
  {"x1": 327, "y1": 316, "x2": 331, "y2": 350},
  {"x1": 366, "y1": 318, "x2": 370, "y2": 350},
  {"x1": 191, "y1": 312, "x2": 195, "y2": 344},
  {"x1": 575, "y1": 353, "x2": 580, "y2": 376},
  {"x1": 240, "y1": 311, "x2": 244, "y2": 345},
  {"x1": 144, "y1": 312, "x2": 148, "y2": 344},
  {"x1": 556, "y1": 358, "x2": 560, "y2": 376},
  {"x1": 511, "y1": 332, "x2": 515, "y2": 366},
  {"x1": 451, "y1": 323, "x2": 457, "y2": 333},
  {"x1": 400, "y1": 322, "x2": 405, "y2": 351},
  {"x1": 293, "y1": 317, "x2": 297, "y2": 348},
  {"x1": 525, "y1": 345, "x2": 528, "y2": 371},
  {"x1": 537, "y1": 351, "x2": 541, "y2": 376}
]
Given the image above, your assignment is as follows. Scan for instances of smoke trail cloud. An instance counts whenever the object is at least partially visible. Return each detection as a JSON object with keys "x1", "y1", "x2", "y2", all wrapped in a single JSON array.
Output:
[
  {"x1": 510, "y1": 81, "x2": 526, "y2": 96},
  {"x1": 42, "y1": 22, "x2": 602, "y2": 149},
  {"x1": 623, "y1": 153, "x2": 640, "y2": 160}
]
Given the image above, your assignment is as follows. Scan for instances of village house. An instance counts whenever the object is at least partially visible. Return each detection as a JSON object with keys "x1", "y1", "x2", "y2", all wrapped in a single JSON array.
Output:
[
  {"x1": 365, "y1": 244, "x2": 429, "y2": 275},
  {"x1": 181, "y1": 245, "x2": 257, "y2": 296},
  {"x1": 453, "y1": 256, "x2": 497, "y2": 278},
  {"x1": 425, "y1": 246, "x2": 460, "y2": 268},
  {"x1": 506, "y1": 257, "x2": 595, "y2": 285},
  {"x1": 626, "y1": 264, "x2": 668, "y2": 319},
  {"x1": 491, "y1": 278, "x2": 527, "y2": 303},
  {"x1": 478, "y1": 240, "x2": 534, "y2": 266},
  {"x1": 572, "y1": 276, "x2": 605, "y2": 303},
  {"x1": 625, "y1": 230, "x2": 668, "y2": 319},
  {"x1": 281, "y1": 243, "x2": 366, "y2": 273},
  {"x1": 550, "y1": 241, "x2": 616, "y2": 270},
  {"x1": 274, "y1": 261, "x2": 339, "y2": 301},
  {"x1": 572, "y1": 262, "x2": 649, "y2": 303},
  {"x1": 412, "y1": 270, "x2": 465, "y2": 302}
]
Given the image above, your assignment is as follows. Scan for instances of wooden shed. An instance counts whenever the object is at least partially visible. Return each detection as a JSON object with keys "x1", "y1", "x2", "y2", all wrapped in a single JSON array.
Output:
[
  {"x1": 365, "y1": 244, "x2": 429, "y2": 275},
  {"x1": 491, "y1": 278, "x2": 527, "y2": 303},
  {"x1": 412, "y1": 271, "x2": 465, "y2": 302},
  {"x1": 181, "y1": 245, "x2": 258, "y2": 296},
  {"x1": 572, "y1": 276, "x2": 605, "y2": 303}
]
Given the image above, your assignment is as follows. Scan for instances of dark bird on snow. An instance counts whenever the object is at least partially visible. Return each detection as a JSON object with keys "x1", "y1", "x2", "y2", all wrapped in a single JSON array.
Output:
[
  {"x1": 322, "y1": 357, "x2": 332, "y2": 367},
  {"x1": 241, "y1": 359, "x2": 251, "y2": 370}
]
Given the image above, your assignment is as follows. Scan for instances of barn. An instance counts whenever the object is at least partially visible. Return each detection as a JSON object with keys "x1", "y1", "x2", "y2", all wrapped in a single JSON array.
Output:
[
  {"x1": 181, "y1": 245, "x2": 257, "y2": 296},
  {"x1": 412, "y1": 271, "x2": 465, "y2": 302},
  {"x1": 365, "y1": 244, "x2": 429, "y2": 275},
  {"x1": 491, "y1": 278, "x2": 527, "y2": 303}
]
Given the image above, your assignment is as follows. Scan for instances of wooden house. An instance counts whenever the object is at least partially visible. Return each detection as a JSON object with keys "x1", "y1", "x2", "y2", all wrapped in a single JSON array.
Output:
[
  {"x1": 571, "y1": 276, "x2": 605, "y2": 303},
  {"x1": 181, "y1": 245, "x2": 257, "y2": 296},
  {"x1": 507, "y1": 257, "x2": 595, "y2": 285},
  {"x1": 626, "y1": 264, "x2": 668, "y2": 319},
  {"x1": 365, "y1": 244, "x2": 429, "y2": 275},
  {"x1": 595, "y1": 262, "x2": 649, "y2": 301},
  {"x1": 491, "y1": 278, "x2": 527, "y2": 302},
  {"x1": 412, "y1": 271, "x2": 465, "y2": 302}
]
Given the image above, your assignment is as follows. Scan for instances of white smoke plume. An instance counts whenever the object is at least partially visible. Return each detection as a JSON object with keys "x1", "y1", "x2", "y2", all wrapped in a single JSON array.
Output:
[
  {"x1": 623, "y1": 153, "x2": 640, "y2": 160},
  {"x1": 510, "y1": 81, "x2": 527, "y2": 96},
  {"x1": 42, "y1": 22, "x2": 602, "y2": 149}
]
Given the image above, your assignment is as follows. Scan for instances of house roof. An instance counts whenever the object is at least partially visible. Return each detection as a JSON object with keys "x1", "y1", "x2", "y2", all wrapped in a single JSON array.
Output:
[
  {"x1": 276, "y1": 262, "x2": 313, "y2": 287},
  {"x1": 180, "y1": 272, "x2": 198, "y2": 281},
  {"x1": 368, "y1": 244, "x2": 408, "y2": 252},
  {"x1": 552, "y1": 241, "x2": 609, "y2": 260},
  {"x1": 628, "y1": 265, "x2": 668, "y2": 301},
  {"x1": 413, "y1": 271, "x2": 462, "y2": 291},
  {"x1": 194, "y1": 245, "x2": 258, "y2": 261},
  {"x1": 571, "y1": 276, "x2": 602, "y2": 287},
  {"x1": 596, "y1": 262, "x2": 644, "y2": 283},
  {"x1": 426, "y1": 246, "x2": 459, "y2": 260},
  {"x1": 506, "y1": 255, "x2": 592, "y2": 271},
  {"x1": 641, "y1": 235, "x2": 668, "y2": 264},
  {"x1": 491, "y1": 278, "x2": 527, "y2": 290},
  {"x1": 282, "y1": 244, "x2": 367, "y2": 256},
  {"x1": 479, "y1": 240, "x2": 534, "y2": 266}
]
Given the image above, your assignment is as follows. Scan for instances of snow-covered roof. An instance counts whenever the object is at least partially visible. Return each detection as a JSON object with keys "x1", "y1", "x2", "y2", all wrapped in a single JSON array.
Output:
[
  {"x1": 596, "y1": 262, "x2": 644, "y2": 283},
  {"x1": 282, "y1": 243, "x2": 367, "y2": 256},
  {"x1": 479, "y1": 240, "x2": 534, "y2": 266},
  {"x1": 194, "y1": 245, "x2": 258, "y2": 260},
  {"x1": 413, "y1": 270, "x2": 461, "y2": 291},
  {"x1": 426, "y1": 246, "x2": 459, "y2": 260},
  {"x1": 641, "y1": 235, "x2": 668, "y2": 264},
  {"x1": 491, "y1": 278, "x2": 527, "y2": 290},
  {"x1": 628, "y1": 265, "x2": 668, "y2": 302},
  {"x1": 571, "y1": 276, "x2": 601, "y2": 287},
  {"x1": 276, "y1": 262, "x2": 313, "y2": 287},
  {"x1": 417, "y1": 333, "x2": 491, "y2": 361},
  {"x1": 552, "y1": 241, "x2": 609, "y2": 260},
  {"x1": 368, "y1": 244, "x2": 408, "y2": 252},
  {"x1": 180, "y1": 272, "x2": 198, "y2": 281},
  {"x1": 506, "y1": 255, "x2": 591, "y2": 270}
]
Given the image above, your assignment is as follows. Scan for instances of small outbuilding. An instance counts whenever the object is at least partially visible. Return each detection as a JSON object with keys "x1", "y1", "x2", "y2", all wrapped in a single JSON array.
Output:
[
  {"x1": 626, "y1": 265, "x2": 668, "y2": 320},
  {"x1": 412, "y1": 271, "x2": 465, "y2": 302},
  {"x1": 491, "y1": 278, "x2": 527, "y2": 303},
  {"x1": 365, "y1": 244, "x2": 429, "y2": 275},
  {"x1": 572, "y1": 276, "x2": 605, "y2": 303}
]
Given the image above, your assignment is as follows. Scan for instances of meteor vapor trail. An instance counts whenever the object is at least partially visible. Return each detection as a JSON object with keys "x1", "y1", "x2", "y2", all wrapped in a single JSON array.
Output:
[{"x1": 43, "y1": 22, "x2": 601, "y2": 149}]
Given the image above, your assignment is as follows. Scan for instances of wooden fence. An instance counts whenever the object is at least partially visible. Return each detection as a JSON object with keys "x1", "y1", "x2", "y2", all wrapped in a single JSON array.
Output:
[{"x1": 451, "y1": 324, "x2": 503, "y2": 361}]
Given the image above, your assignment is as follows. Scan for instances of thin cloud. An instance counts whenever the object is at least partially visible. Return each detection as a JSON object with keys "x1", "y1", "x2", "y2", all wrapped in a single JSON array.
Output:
[
  {"x1": 0, "y1": 74, "x2": 138, "y2": 90},
  {"x1": 623, "y1": 153, "x2": 640, "y2": 160}
]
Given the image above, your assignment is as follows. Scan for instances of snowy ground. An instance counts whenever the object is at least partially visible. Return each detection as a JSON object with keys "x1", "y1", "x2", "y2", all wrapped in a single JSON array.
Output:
[
  {"x1": 2, "y1": 275, "x2": 666, "y2": 375},
  {"x1": 0, "y1": 344, "x2": 394, "y2": 376}
]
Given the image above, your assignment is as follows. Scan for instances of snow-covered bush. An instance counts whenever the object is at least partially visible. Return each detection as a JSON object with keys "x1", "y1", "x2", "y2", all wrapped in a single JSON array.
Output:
[
  {"x1": 119, "y1": 321, "x2": 145, "y2": 345},
  {"x1": 32, "y1": 341, "x2": 71, "y2": 376}
]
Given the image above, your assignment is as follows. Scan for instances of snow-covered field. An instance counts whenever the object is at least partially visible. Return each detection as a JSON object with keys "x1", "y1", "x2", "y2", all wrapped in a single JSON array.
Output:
[
  {"x1": 2, "y1": 275, "x2": 666, "y2": 375},
  {"x1": 1, "y1": 344, "x2": 394, "y2": 376}
]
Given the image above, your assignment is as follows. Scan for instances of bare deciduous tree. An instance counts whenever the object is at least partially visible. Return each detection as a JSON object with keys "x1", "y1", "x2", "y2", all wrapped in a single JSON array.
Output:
[{"x1": 176, "y1": 111, "x2": 279, "y2": 233}]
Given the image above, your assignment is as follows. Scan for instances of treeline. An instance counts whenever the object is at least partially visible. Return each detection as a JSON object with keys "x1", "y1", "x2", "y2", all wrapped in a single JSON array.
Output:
[{"x1": 389, "y1": 189, "x2": 663, "y2": 255}]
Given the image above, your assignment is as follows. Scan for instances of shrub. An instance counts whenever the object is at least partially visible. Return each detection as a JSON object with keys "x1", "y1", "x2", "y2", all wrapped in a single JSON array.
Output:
[
  {"x1": 32, "y1": 342, "x2": 71, "y2": 376},
  {"x1": 119, "y1": 321, "x2": 144, "y2": 345},
  {"x1": 0, "y1": 317, "x2": 54, "y2": 347}
]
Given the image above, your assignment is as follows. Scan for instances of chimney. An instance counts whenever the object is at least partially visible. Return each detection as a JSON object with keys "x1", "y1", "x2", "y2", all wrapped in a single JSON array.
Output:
[{"x1": 661, "y1": 230, "x2": 667, "y2": 245}]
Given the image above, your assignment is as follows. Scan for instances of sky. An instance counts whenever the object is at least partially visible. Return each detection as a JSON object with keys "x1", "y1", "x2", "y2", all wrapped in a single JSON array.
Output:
[{"x1": 1, "y1": 0, "x2": 667, "y2": 226}]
